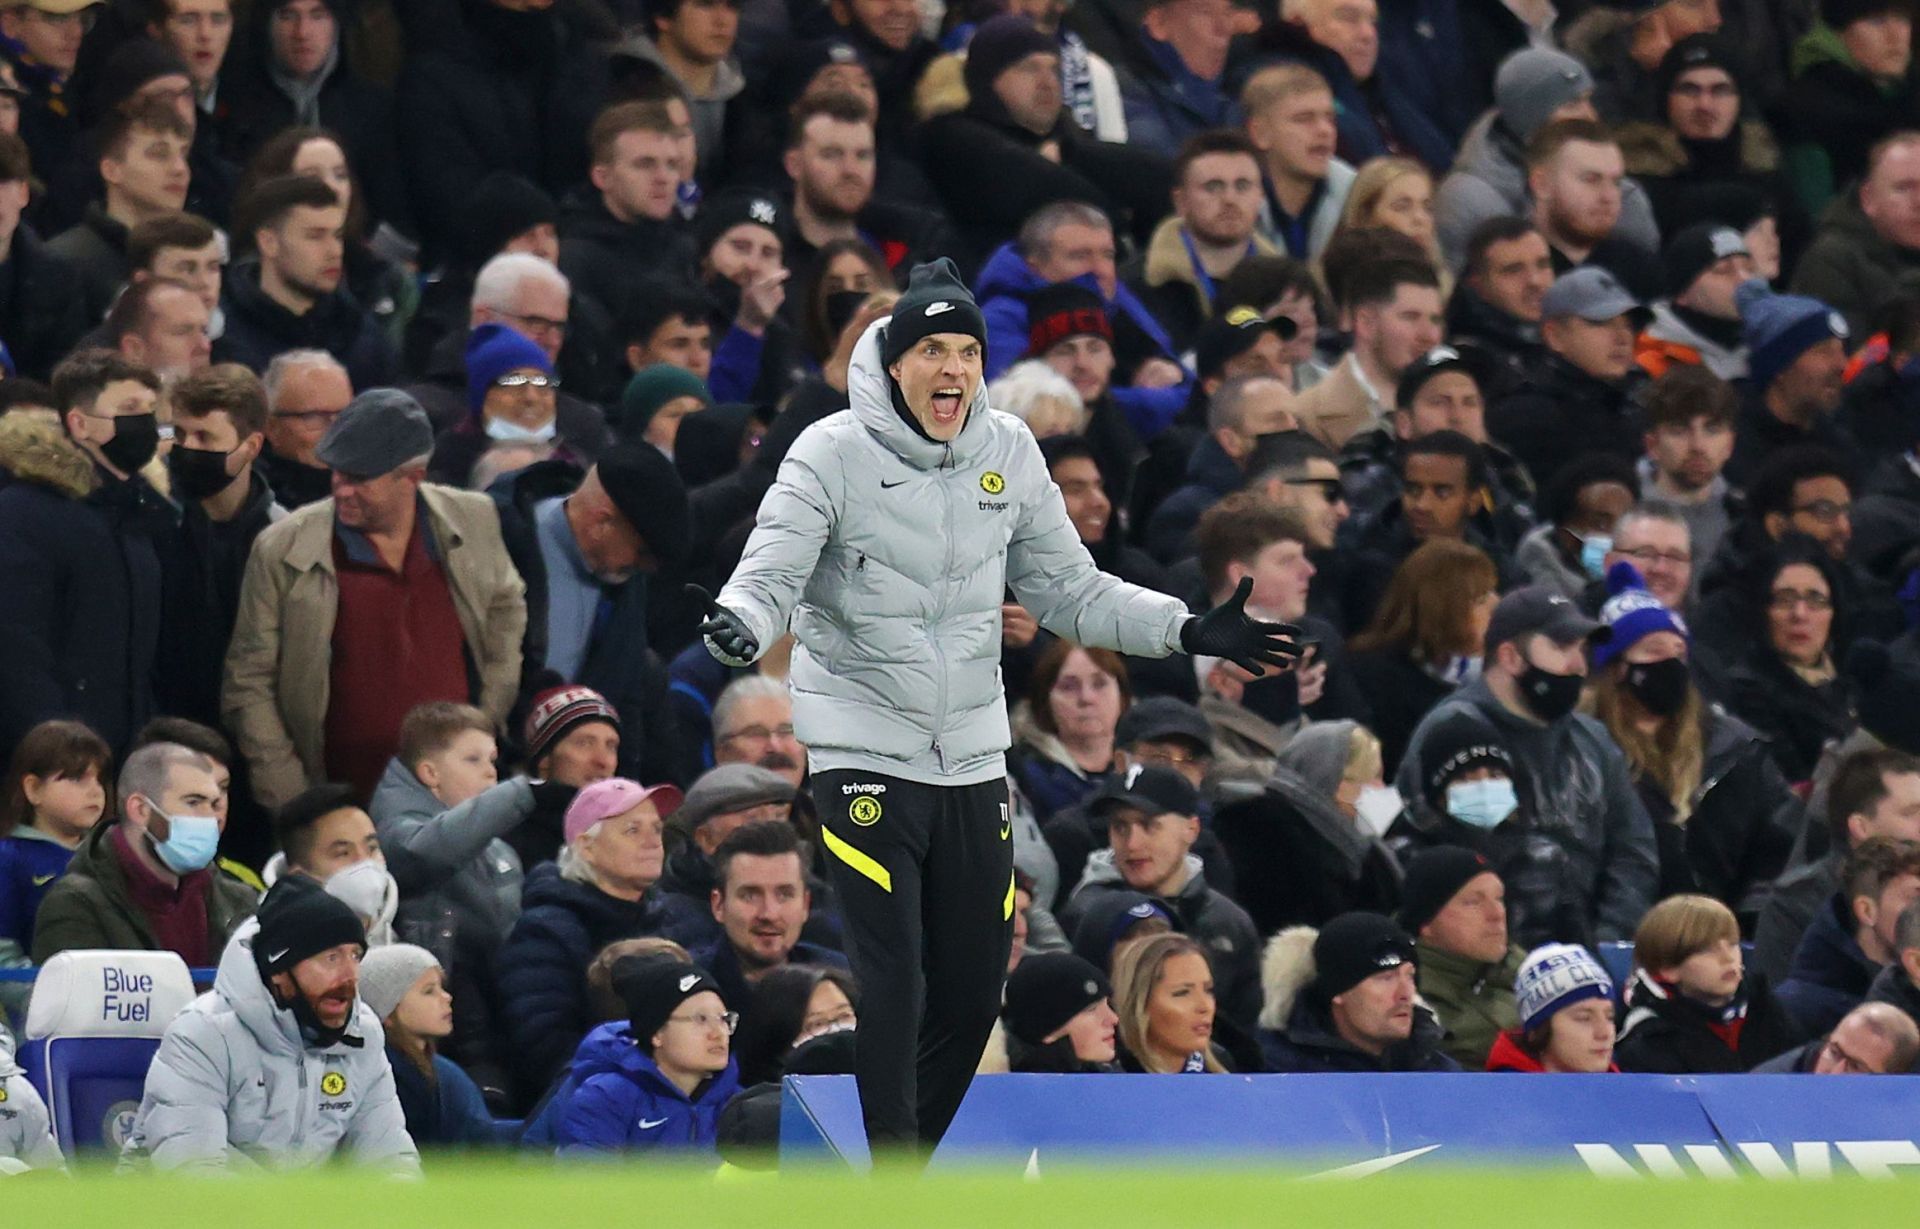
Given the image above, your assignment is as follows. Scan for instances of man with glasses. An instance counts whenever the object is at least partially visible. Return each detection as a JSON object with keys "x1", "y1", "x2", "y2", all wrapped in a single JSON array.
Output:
[
  {"x1": 1754, "y1": 1000, "x2": 1919, "y2": 1074},
  {"x1": 0, "y1": 0, "x2": 98, "y2": 169},
  {"x1": 261, "y1": 347, "x2": 350, "y2": 507},
  {"x1": 1599, "y1": 504, "x2": 1694, "y2": 612},
  {"x1": 712, "y1": 674, "x2": 806, "y2": 788}
]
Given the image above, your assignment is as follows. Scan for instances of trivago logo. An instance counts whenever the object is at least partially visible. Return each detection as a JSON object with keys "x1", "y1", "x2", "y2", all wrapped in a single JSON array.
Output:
[{"x1": 1306, "y1": 1141, "x2": 1920, "y2": 1181}]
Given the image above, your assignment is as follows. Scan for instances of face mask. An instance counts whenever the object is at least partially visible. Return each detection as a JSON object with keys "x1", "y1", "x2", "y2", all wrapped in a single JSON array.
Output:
[
  {"x1": 1353, "y1": 785, "x2": 1403, "y2": 838},
  {"x1": 825, "y1": 289, "x2": 869, "y2": 340},
  {"x1": 1517, "y1": 663, "x2": 1584, "y2": 723},
  {"x1": 168, "y1": 444, "x2": 239, "y2": 502},
  {"x1": 485, "y1": 416, "x2": 557, "y2": 443},
  {"x1": 326, "y1": 858, "x2": 394, "y2": 923},
  {"x1": 1579, "y1": 533, "x2": 1613, "y2": 581},
  {"x1": 148, "y1": 804, "x2": 220, "y2": 873},
  {"x1": 1446, "y1": 778, "x2": 1518, "y2": 829},
  {"x1": 1623, "y1": 656, "x2": 1691, "y2": 717},
  {"x1": 99, "y1": 412, "x2": 160, "y2": 474}
]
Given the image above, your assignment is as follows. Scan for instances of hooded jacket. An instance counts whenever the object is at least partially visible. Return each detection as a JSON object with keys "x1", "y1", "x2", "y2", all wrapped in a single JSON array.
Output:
[
  {"x1": 0, "y1": 1039, "x2": 62, "y2": 1170},
  {"x1": 1613, "y1": 967, "x2": 1804, "y2": 1073},
  {"x1": 1063, "y1": 850, "x2": 1262, "y2": 1030},
  {"x1": 555, "y1": 189, "x2": 698, "y2": 323},
  {"x1": 1790, "y1": 192, "x2": 1920, "y2": 342},
  {"x1": 1394, "y1": 677, "x2": 1660, "y2": 945},
  {"x1": 1256, "y1": 925, "x2": 1461, "y2": 1072},
  {"x1": 714, "y1": 316, "x2": 1191, "y2": 787},
  {"x1": 0, "y1": 416, "x2": 170, "y2": 763},
  {"x1": 1134, "y1": 215, "x2": 1280, "y2": 353},
  {"x1": 553, "y1": 1021, "x2": 742, "y2": 1153},
  {"x1": 121, "y1": 919, "x2": 419, "y2": 1173},
  {"x1": 1636, "y1": 301, "x2": 1749, "y2": 381},
  {"x1": 1776, "y1": 892, "x2": 1883, "y2": 1035},
  {"x1": 1415, "y1": 940, "x2": 1524, "y2": 1069},
  {"x1": 612, "y1": 34, "x2": 744, "y2": 185},
  {"x1": 368, "y1": 764, "x2": 528, "y2": 965}
]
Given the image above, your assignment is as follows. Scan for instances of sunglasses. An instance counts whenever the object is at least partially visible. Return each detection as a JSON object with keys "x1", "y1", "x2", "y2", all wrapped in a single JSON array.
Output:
[{"x1": 494, "y1": 373, "x2": 559, "y2": 391}]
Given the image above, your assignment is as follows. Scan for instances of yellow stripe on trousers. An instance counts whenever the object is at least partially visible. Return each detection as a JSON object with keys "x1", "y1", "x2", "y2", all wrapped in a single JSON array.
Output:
[
  {"x1": 822, "y1": 825, "x2": 892, "y2": 893},
  {"x1": 1002, "y1": 870, "x2": 1016, "y2": 921}
]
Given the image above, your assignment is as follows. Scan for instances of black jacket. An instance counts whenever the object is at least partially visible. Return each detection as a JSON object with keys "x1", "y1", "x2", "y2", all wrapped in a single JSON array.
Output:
[
  {"x1": 1346, "y1": 645, "x2": 1457, "y2": 777},
  {"x1": 1849, "y1": 449, "x2": 1920, "y2": 582},
  {"x1": 1260, "y1": 996, "x2": 1459, "y2": 1073},
  {"x1": 1443, "y1": 286, "x2": 1545, "y2": 401},
  {"x1": 1865, "y1": 961, "x2": 1920, "y2": 1027},
  {"x1": 0, "y1": 422, "x2": 170, "y2": 762},
  {"x1": 0, "y1": 226, "x2": 89, "y2": 380},
  {"x1": 1784, "y1": 58, "x2": 1920, "y2": 207},
  {"x1": 1144, "y1": 435, "x2": 1240, "y2": 565},
  {"x1": 1614, "y1": 970, "x2": 1804, "y2": 1074},
  {"x1": 1752, "y1": 853, "x2": 1840, "y2": 984},
  {"x1": 220, "y1": 258, "x2": 399, "y2": 392},
  {"x1": 1717, "y1": 638, "x2": 1857, "y2": 785},
  {"x1": 1212, "y1": 773, "x2": 1401, "y2": 936},
  {"x1": 555, "y1": 190, "x2": 698, "y2": 323},
  {"x1": 1337, "y1": 498, "x2": 1514, "y2": 635},
  {"x1": 1777, "y1": 891, "x2": 1882, "y2": 1036},
  {"x1": 154, "y1": 469, "x2": 281, "y2": 729},
  {"x1": 489, "y1": 460, "x2": 684, "y2": 786},
  {"x1": 1725, "y1": 394, "x2": 1860, "y2": 491},
  {"x1": 42, "y1": 203, "x2": 129, "y2": 325},
  {"x1": 1487, "y1": 352, "x2": 1643, "y2": 494}
]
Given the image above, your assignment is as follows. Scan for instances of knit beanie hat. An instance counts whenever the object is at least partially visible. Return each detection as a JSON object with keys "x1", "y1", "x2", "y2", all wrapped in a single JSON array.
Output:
[
  {"x1": 252, "y1": 877, "x2": 367, "y2": 984},
  {"x1": 1593, "y1": 561, "x2": 1691, "y2": 668},
  {"x1": 88, "y1": 39, "x2": 190, "y2": 123},
  {"x1": 964, "y1": 14, "x2": 1057, "y2": 100},
  {"x1": 623, "y1": 960, "x2": 724, "y2": 1046},
  {"x1": 1415, "y1": 711, "x2": 1515, "y2": 813},
  {"x1": 1494, "y1": 49, "x2": 1594, "y2": 142},
  {"x1": 1397, "y1": 846, "x2": 1496, "y2": 934},
  {"x1": 1514, "y1": 942, "x2": 1613, "y2": 1031},
  {"x1": 883, "y1": 257, "x2": 987, "y2": 367},
  {"x1": 1002, "y1": 952, "x2": 1112, "y2": 1046},
  {"x1": 1662, "y1": 222, "x2": 1749, "y2": 300},
  {"x1": 1740, "y1": 280, "x2": 1848, "y2": 391},
  {"x1": 1026, "y1": 280, "x2": 1112, "y2": 357},
  {"x1": 1822, "y1": 0, "x2": 1916, "y2": 32},
  {"x1": 1311, "y1": 912, "x2": 1417, "y2": 1000},
  {"x1": 1654, "y1": 33, "x2": 1743, "y2": 103},
  {"x1": 452, "y1": 173, "x2": 558, "y2": 271},
  {"x1": 620, "y1": 363, "x2": 712, "y2": 441},
  {"x1": 695, "y1": 189, "x2": 789, "y2": 259},
  {"x1": 524, "y1": 685, "x2": 621, "y2": 767},
  {"x1": 1846, "y1": 639, "x2": 1920, "y2": 754},
  {"x1": 564, "y1": 777, "x2": 684, "y2": 844},
  {"x1": 464, "y1": 322, "x2": 554, "y2": 416},
  {"x1": 357, "y1": 944, "x2": 440, "y2": 1020}
]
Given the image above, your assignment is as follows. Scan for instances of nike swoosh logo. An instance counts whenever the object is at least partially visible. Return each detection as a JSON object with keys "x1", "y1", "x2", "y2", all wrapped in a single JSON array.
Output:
[
  {"x1": 881, "y1": 479, "x2": 908, "y2": 489},
  {"x1": 30, "y1": 874, "x2": 54, "y2": 886},
  {"x1": 925, "y1": 302, "x2": 955, "y2": 316},
  {"x1": 637, "y1": 1117, "x2": 669, "y2": 1130},
  {"x1": 268, "y1": 948, "x2": 291, "y2": 963},
  {"x1": 1303, "y1": 1145, "x2": 1440, "y2": 1180},
  {"x1": 999, "y1": 819, "x2": 1011, "y2": 840}
]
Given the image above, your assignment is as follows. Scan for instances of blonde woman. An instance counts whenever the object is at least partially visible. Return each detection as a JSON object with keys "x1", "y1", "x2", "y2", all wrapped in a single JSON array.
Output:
[
  {"x1": 1336, "y1": 158, "x2": 1449, "y2": 294},
  {"x1": 1113, "y1": 932, "x2": 1231, "y2": 1072}
]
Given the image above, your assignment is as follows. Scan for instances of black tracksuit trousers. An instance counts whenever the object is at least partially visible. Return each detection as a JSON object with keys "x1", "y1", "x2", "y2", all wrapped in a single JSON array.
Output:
[{"x1": 813, "y1": 768, "x2": 1015, "y2": 1158}]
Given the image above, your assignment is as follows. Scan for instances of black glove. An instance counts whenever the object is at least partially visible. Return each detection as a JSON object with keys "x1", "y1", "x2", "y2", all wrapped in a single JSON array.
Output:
[
  {"x1": 528, "y1": 779, "x2": 578, "y2": 826},
  {"x1": 1179, "y1": 577, "x2": 1305, "y2": 677},
  {"x1": 688, "y1": 583, "x2": 759, "y2": 663}
]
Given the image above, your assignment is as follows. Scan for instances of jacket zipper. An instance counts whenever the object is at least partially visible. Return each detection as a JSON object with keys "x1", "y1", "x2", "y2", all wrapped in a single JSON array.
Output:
[
  {"x1": 293, "y1": 1059, "x2": 308, "y2": 1152},
  {"x1": 930, "y1": 443, "x2": 956, "y2": 772}
]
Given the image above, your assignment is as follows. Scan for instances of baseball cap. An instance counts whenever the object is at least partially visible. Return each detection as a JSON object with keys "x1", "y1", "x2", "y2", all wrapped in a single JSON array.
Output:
[
  {"x1": 1088, "y1": 764, "x2": 1201, "y2": 821},
  {"x1": 1194, "y1": 306, "x2": 1295, "y2": 380},
  {"x1": 1394, "y1": 344, "x2": 1491, "y2": 410},
  {"x1": 1483, "y1": 586, "x2": 1610, "y2": 654},
  {"x1": 1540, "y1": 267, "x2": 1648, "y2": 327},
  {"x1": 1114, "y1": 696, "x2": 1213, "y2": 752}
]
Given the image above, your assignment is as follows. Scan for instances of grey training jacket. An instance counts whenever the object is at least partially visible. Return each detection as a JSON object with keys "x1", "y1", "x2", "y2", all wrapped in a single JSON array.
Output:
[{"x1": 717, "y1": 317, "x2": 1191, "y2": 785}]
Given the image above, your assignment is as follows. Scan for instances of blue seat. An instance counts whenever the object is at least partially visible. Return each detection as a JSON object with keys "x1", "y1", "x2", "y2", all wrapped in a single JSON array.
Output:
[
  {"x1": 1597, "y1": 942, "x2": 1635, "y2": 995},
  {"x1": 17, "y1": 950, "x2": 196, "y2": 1153}
]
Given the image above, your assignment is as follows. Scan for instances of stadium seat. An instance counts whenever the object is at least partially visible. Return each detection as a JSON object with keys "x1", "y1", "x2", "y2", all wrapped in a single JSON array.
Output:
[
  {"x1": 18, "y1": 951, "x2": 196, "y2": 1153},
  {"x1": 1597, "y1": 942, "x2": 1635, "y2": 994}
]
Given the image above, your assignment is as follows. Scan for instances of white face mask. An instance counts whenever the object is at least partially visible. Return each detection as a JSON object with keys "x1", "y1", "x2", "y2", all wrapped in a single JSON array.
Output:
[
  {"x1": 326, "y1": 859, "x2": 395, "y2": 926},
  {"x1": 485, "y1": 416, "x2": 557, "y2": 443},
  {"x1": 1353, "y1": 785, "x2": 1403, "y2": 839}
]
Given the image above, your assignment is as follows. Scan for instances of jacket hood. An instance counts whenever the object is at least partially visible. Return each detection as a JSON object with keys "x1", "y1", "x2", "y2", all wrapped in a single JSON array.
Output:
[
  {"x1": 1258, "y1": 924, "x2": 1318, "y2": 1029},
  {"x1": 1448, "y1": 111, "x2": 1526, "y2": 209},
  {"x1": 846, "y1": 314, "x2": 994, "y2": 471},
  {"x1": 369, "y1": 757, "x2": 440, "y2": 822},
  {"x1": 974, "y1": 242, "x2": 1047, "y2": 301},
  {"x1": 0, "y1": 413, "x2": 96, "y2": 500},
  {"x1": 1615, "y1": 118, "x2": 1779, "y2": 177},
  {"x1": 1791, "y1": 21, "x2": 1873, "y2": 81},
  {"x1": 614, "y1": 33, "x2": 745, "y2": 101},
  {"x1": 213, "y1": 917, "x2": 381, "y2": 1059},
  {"x1": 1264, "y1": 722, "x2": 1373, "y2": 877}
]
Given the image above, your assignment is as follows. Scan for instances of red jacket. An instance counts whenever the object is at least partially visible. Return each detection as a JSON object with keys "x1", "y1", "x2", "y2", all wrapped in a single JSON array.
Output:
[{"x1": 1484, "y1": 1029, "x2": 1620, "y2": 1073}]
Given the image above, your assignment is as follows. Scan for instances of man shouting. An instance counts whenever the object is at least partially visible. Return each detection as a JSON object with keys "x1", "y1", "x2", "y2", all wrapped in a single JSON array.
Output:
[{"x1": 695, "y1": 257, "x2": 1296, "y2": 1158}]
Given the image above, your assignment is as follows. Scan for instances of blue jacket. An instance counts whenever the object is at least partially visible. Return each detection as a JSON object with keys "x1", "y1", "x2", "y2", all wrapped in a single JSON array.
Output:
[
  {"x1": 1257, "y1": 28, "x2": 1458, "y2": 173},
  {"x1": 1373, "y1": 0, "x2": 1476, "y2": 162},
  {"x1": 1144, "y1": 435, "x2": 1241, "y2": 564},
  {"x1": 554, "y1": 1022, "x2": 742, "y2": 1153},
  {"x1": 974, "y1": 246, "x2": 1188, "y2": 441},
  {"x1": 1119, "y1": 35, "x2": 1240, "y2": 159},
  {"x1": 497, "y1": 863, "x2": 669, "y2": 1105},
  {"x1": 0, "y1": 827, "x2": 75, "y2": 956},
  {"x1": 1777, "y1": 893, "x2": 1881, "y2": 1036},
  {"x1": 388, "y1": 1046, "x2": 512, "y2": 1149}
]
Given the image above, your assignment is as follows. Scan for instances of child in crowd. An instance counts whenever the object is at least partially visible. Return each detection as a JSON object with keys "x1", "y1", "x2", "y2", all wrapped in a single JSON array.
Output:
[
  {"x1": 1614, "y1": 895, "x2": 1803, "y2": 1073},
  {"x1": 0, "y1": 721, "x2": 111, "y2": 975},
  {"x1": 1485, "y1": 943, "x2": 1618, "y2": 1073},
  {"x1": 360, "y1": 944, "x2": 507, "y2": 1150}
]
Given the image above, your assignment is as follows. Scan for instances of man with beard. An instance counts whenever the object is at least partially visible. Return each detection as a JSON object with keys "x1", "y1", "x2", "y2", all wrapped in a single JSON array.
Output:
[
  {"x1": 712, "y1": 675, "x2": 807, "y2": 788},
  {"x1": 1640, "y1": 364, "x2": 1738, "y2": 568},
  {"x1": 1132, "y1": 130, "x2": 1279, "y2": 352},
  {"x1": 1449, "y1": 218, "x2": 1555, "y2": 394},
  {"x1": 780, "y1": 91, "x2": 945, "y2": 293},
  {"x1": 1527, "y1": 118, "x2": 1661, "y2": 302},
  {"x1": 693, "y1": 188, "x2": 802, "y2": 404},
  {"x1": 692, "y1": 819, "x2": 847, "y2": 1029},
  {"x1": 122, "y1": 876, "x2": 419, "y2": 1172},
  {"x1": 1726, "y1": 281, "x2": 1853, "y2": 485}
]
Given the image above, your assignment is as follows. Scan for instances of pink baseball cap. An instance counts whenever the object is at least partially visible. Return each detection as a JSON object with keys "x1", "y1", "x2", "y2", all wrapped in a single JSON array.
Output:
[{"x1": 563, "y1": 778, "x2": 684, "y2": 845}]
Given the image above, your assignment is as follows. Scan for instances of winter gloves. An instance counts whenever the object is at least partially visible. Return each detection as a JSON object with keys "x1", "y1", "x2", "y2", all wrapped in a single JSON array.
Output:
[
  {"x1": 690, "y1": 584, "x2": 760, "y2": 666},
  {"x1": 1179, "y1": 577, "x2": 1306, "y2": 676}
]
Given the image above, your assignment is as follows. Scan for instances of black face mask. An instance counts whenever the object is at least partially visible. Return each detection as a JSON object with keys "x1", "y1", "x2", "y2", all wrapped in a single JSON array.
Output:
[
  {"x1": 98, "y1": 412, "x2": 160, "y2": 475},
  {"x1": 824, "y1": 289, "x2": 869, "y2": 342},
  {"x1": 1517, "y1": 663, "x2": 1584, "y2": 723},
  {"x1": 1623, "y1": 656, "x2": 1691, "y2": 717},
  {"x1": 168, "y1": 445, "x2": 239, "y2": 502}
]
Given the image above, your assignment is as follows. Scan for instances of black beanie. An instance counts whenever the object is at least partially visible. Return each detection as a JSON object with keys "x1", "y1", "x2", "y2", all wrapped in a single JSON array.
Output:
[
  {"x1": 695, "y1": 189, "x2": 789, "y2": 259},
  {"x1": 1663, "y1": 221, "x2": 1750, "y2": 298},
  {"x1": 882, "y1": 257, "x2": 988, "y2": 367},
  {"x1": 452, "y1": 172, "x2": 558, "y2": 271},
  {"x1": 1416, "y1": 711, "x2": 1515, "y2": 812},
  {"x1": 1822, "y1": 0, "x2": 1915, "y2": 33},
  {"x1": 1847, "y1": 639, "x2": 1920, "y2": 754},
  {"x1": 1002, "y1": 952, "x2": 1112, "y2": 1045},
  {"x1": 1397, "y1": 846, "x2": 1497, "y2": 935},
  {"x1": 88, "y1": 39, "x2": 191, "y2": 124},
  {"x1": 1311, "y1": 912, "x2": 1417, "y2": 1000},
  {"x1": 252, "y1": 877, "x2": 367, "y2": 984},
  {"x1": 964, "y1": 15, "x2": 1057, "y2": 101},
  {"x1": 1654, "y1": 33, "x2": 1743, "y2": 103},
  {"x1": 622, "y1": 960, "x2": 725, "y2": 1046}
]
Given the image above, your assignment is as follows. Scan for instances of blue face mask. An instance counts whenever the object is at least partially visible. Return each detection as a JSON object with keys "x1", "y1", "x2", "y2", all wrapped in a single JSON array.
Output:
[
  {"x1": 484, "y1": 416, "x2": 557, "y2": 443},
  {"x1": 148, "y1": 805, "x2": 221, "y2": 874},
  {"x1": 1579, "y1": 533, "x2": 1613, "y2": 581},
  {"x1": 1446, "y1": 778, "x2": 1518, "y2": 830}
]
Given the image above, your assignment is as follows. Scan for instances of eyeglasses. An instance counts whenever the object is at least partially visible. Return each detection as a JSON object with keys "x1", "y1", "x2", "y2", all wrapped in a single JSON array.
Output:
[
  {"x1": 1769, "y1": 588, "x2": 1833, "y2": 612},
  {"x1": 1616, "y1": 546, "x2": 1692, "y2": 567},
  {"x1": 502, "y1": 310, "x2": 568, "y2": 339},
  {"x1": 1132, "y1": 748, "x2": 1203, "y2": 768},
  {"x1": 494, "y1": 373, "x2": 559, "y2": 390},
  {"x1": 666, "y1": 1010, "x2": 739, "y2": 1034},
  {"x1": 273, "y1": 408, "x2": 343, "y2": 427},
  {"x1": 1286, "y1": 477, "x2": 1346, "y2": 503},
  {"x1": 1792, "y1": 500, "x2": 1851, "y2": 524},
  {"x1": 717, "y1": 723, "x2": 796, "y2": 745}
]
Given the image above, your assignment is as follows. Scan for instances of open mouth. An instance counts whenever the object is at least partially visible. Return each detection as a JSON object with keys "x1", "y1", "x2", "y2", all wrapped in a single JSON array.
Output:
[{"x1": 930, "y1": 388, "x2": 965, "y2": 422}]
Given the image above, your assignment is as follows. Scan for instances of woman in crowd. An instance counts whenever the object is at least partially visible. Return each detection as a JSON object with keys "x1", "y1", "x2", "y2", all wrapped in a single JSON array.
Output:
[
  {"x1": 1001, "y1": 951, "x2": 1122, "y2": 1073},
  {"x1": 1586, "y1": 564, "x2": 1800, "y2": 928},
  {"x1": 1113, "y1": 933, "x2": 1232, "y2": 1073},
  {"x1": 731, "y1": 963, "x2": 860, "y2": 1086},
  {"x1": 1485, "y1": 943, "x2": 1619, "y2": 1073},
  {"x1": 1011, "y1": 641, "x2": 1131, "y2": 821},
  {"x1": 497, "y1": 779, "x2": 684, "y2": 1110},
  {"x1": 1718, "y1": 536, "x2": 1859, "y2": 784},
  {"x1": 797, "y1": 239, "x2": 894, "y2": 369},
  {"x1": 1336, "y1": 158, "x2": 1447, "y2": 290},
  {"x1": 1614, "y1": 894, "x2": 1803, "y2": 1073},
  {"x1": 1347, "y1": 540, "x2": 1501, "y2": 775},
  {"x1": 360, "y1": 944, "x2": 505, "y2": 1148}
]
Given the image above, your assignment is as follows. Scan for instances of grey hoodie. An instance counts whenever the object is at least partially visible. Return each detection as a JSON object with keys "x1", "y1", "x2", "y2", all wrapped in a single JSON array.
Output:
[
  {"x1": 121, "y1": 919, "x2": 419, "y2": 1173},
  {"x1": 367, "y1": 763, "x2": 529, "y2": 964},
  {"x1": 717, "y1": 316, "x2": 1191, "y2": 786},
  {"x1": 615, "y1": 33, "x2": 746, "y2": 183}
]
